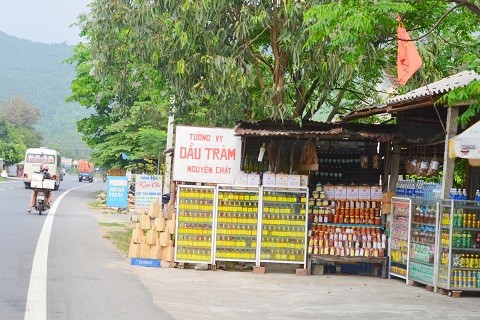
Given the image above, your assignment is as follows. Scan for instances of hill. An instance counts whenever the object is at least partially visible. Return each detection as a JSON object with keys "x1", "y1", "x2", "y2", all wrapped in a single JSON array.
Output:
[{"x1": 0, "y1": 30, "x2": 90, "y2": 159}]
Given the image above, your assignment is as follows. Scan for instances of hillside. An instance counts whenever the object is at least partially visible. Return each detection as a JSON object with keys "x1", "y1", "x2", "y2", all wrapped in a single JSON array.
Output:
[{"x1": 0, "y1": 31, "x2": 90, "y2": 158}]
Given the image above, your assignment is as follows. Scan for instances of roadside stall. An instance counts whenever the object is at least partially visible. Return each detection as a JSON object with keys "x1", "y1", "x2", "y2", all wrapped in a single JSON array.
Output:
[
  {"x1": 342, "y1": 70, "x2": 480, "y2": 295},
  {"x1": 172, "y1": 125, "x2": 310, "y2": 273},
  {"x1": 233, "y1": 120, "x2": 396, "y2": 276}
]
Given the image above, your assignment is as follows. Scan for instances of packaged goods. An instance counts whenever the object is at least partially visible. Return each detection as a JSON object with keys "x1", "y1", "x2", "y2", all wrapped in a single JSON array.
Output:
[
  {"x1": 360, "y1": 153, "x2": 369, "y2": 169},
  {"x1": 372, "y1": 153, "x2": 381, "y2": 170},
  {"x1": 426, "y1": 157, "x2": 440, "y2": 176}
]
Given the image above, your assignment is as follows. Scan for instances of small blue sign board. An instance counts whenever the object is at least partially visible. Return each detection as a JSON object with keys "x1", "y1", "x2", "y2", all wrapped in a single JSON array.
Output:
[
  {"x1": 106, "y1": 176, "x2": 129, "y2": 208},
  {"x1": 131, "y1": 258, "x2": 160, "y2": 268}
]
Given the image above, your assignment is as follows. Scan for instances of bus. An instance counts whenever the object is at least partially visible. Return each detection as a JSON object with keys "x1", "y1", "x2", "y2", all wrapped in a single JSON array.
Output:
[{"x1": 23, "y1": 147, "x2": 62, "y2": 190}]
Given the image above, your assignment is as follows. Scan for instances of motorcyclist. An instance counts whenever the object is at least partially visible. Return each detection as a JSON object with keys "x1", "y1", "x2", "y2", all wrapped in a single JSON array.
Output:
[{"x1": 27, "y1": 164, "x2": 54, "y2": 213}]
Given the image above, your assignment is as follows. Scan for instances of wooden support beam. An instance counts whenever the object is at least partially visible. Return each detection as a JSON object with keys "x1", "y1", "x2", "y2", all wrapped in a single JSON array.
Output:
[
  {"x1": 388, "y1": 114, "x2": 404, "y2": 192},
  {"x1": 441, "y1": 107, "x2": 459, "y2": 199}
]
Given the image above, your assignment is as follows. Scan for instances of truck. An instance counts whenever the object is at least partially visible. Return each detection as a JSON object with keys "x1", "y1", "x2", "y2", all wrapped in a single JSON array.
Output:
[{"x1": 78, "y1": 159, "x2": 94, "y2": 183}]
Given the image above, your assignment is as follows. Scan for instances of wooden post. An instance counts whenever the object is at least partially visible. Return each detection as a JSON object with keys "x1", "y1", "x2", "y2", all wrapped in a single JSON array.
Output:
[
  {"x1": 441, "y1": 107, "x2": 459, "y2": 199},
  {"x1": 388, "y1": 114, "x2": 404, "y2": 192}
]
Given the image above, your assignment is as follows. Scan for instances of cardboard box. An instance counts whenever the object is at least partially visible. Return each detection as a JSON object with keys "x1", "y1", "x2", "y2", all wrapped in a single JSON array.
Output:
[
  {"x1": 346, "y1": 185, "x2": 359, "y2": 201},
  {"x1": 358, "y1": 185, "x2": 371, "y2": 201},
  {"x1": 300, "y1": 175, "x2": 309, "y2": 187},
  {"x1": 287, "y1": 175, "x2": 301, "y2": 187},
  {"x1": 235, "y1": 172, "x2": 248, "y2": 185},
  {"x1": 275, "y1": 173, "x2": 289, "y2": 186},
  {"x1": 371, "y1": 185, "x2": 383, "y2": 200},
  {"x1": 334, "y1": 185, "x2": 347, "y2": 201},
  {"x1": 262, "y1": 173, "x2": 276, "y2": 186},
  {"x1": 324, "y1": 184, "x2": 335, "y2": 200},
  {"x1": 31, "y1": 173, "x2": 56, "y2": 189},
  {"x1": 381, "y1": 191, "x2": 395, "y2": 214},
  {"x1": 247, "y1": 173, "x2": 260, "y2": 186}
]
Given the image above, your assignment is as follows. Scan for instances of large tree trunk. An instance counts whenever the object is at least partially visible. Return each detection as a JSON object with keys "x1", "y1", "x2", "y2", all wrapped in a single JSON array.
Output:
[{"x1": 270, "y1": 3, "x2": 288, "y2": 113}]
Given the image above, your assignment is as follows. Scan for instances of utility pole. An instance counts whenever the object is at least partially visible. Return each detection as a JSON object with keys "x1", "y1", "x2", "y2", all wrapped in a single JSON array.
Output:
[{"x1": 163, "y1": 96, "x2": 175, "y2": 195}]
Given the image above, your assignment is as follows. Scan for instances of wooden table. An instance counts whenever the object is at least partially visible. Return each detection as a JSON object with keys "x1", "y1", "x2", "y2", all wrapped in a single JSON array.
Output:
[{"x1": 307, "y1": 254, "x2": 388, "y2": 279}]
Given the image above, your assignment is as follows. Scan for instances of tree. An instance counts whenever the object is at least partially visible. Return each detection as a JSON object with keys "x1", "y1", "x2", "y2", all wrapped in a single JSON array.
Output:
[
  {"x1": 0, "y1": 117, "x2": 27, "y2": 165},
  {"x1": 0, "y1": 95, "x2": 42, "y2": 164},
  {"x1": 66, "y1": 41, "x2": 170, "y2": 169},
  {"x1": 305, "y1": 0, "x2": 480, "y2": 123},
  {"x1": 75, "y1": 0, "x2": 479, "y2": 129},
  {"x1": 0, "y1": 94, "x2": 41, "y2": 128}
]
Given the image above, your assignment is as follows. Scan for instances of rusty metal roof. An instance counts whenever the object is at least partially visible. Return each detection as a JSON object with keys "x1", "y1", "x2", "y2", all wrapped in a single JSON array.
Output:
[
  {"x1": 340, "y1": 70, "x2": 480, "y2": 121},
  {"x1": 388, "y1": 70, "x2": 480, "y2": 104},
  {"x1": 234, "y1": 120, "x2": 396, "y2": 141}
]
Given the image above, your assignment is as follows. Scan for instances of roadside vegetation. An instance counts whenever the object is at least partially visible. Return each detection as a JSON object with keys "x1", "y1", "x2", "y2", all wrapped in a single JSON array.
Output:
[
  {"x1": 101, "y1": 223, "x2": 132, "y2": 257},
  {"x1": 88, "y1": 189, "x2": 133, "y2": 257}
]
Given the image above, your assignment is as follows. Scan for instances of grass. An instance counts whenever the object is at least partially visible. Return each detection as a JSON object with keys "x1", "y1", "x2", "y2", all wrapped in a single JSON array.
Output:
[
  {"x1": 99, "y1": 222, "x2": 126, "y2": 227},
  {"x1": 89, "y1": 200, "x2": 103, "y2": 208},
  {"x1": 102, "y1": 223, "x2": 133, "y2": 257}
]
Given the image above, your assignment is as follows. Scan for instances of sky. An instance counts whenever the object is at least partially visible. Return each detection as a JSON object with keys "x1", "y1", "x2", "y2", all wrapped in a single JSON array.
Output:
[{"x1": 0, "y1": 0, "x2": 92, "y2": 45}]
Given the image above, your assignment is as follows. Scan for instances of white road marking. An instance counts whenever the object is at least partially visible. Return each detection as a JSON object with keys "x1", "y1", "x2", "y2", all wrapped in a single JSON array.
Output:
[{"x1": 24, "y1": 184, "x2": 91, "y2": 320}]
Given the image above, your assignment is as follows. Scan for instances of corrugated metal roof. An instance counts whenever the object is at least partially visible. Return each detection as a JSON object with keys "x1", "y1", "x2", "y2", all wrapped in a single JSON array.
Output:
[
  {"x1": 234, "y1": 120, "x2": 396, "y2": 141},
  {"x1": 388, "y1": 70, "x2": 480, "y2": 104},
  {"x1": 339, "y1": 70, "x2": 480, "y2": 121}
]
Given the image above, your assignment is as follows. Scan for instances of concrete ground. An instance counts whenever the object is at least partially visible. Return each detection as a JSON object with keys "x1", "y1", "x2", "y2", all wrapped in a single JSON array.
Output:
[
  {"x1": 130, "y1": 266, "x2": 480, "y2": 320},
  {"x1": 96, "y1": 212, "x2": 480, "y2": 320}
]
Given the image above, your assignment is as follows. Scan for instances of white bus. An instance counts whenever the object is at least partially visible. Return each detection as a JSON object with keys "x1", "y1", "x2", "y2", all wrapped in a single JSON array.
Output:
[{"x1": 23, "y1": 147, "x2": 62, "y2": 190}]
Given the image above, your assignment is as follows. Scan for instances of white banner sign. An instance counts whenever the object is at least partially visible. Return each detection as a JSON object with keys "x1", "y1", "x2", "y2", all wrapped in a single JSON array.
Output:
[
  {"x1": 451, "y1": 120, "x2": 480, "y2": 159},
  {"x1": 173, "y1": 126, "x2": 242, "y2": 184},
  {"x1": 134, "y1": 174, "x2": 162, "y2": 213}
]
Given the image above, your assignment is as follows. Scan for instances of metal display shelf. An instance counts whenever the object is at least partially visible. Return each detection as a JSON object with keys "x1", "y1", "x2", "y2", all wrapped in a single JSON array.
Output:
[{"x1": 437, "y1": 200, "x2": 480, "y2": 291}]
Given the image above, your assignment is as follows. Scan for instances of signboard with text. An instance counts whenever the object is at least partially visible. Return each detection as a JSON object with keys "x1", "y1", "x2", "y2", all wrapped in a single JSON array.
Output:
[
  {"x1": 106, "y1": 176, "x2": 129, "y2": 208},
  {"x1": 134, "y1": 174, "x2": 162, "y2": 213},
  {"x1": 173, "y1": 126, "x2": 242, "y2": 184}
]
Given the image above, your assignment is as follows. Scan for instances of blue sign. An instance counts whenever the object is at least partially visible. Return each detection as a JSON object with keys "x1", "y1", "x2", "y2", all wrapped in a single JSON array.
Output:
[
  {"x1": 106, "y1": 176, "x2": 129, "y2": 208},
  {"x1": 131, "y1": 258, "x2": 160, "y2": 268}
]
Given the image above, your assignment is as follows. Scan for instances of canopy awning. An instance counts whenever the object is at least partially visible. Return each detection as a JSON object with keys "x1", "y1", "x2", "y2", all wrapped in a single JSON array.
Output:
[{"x1": 449, "y1": 120, "x2": 480, "y2": 160}]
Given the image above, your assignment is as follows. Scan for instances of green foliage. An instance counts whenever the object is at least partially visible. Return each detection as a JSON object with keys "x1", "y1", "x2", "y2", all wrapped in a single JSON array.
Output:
[
  {"x1": 68, "y1": 0, "x2": 480, "y2": 167},
  {"x1": 0, "y1": 118, "x2": 28, "y2": 165},
  {"x1": 0, "y1": 31, "x2": 91, "y2": 159}
]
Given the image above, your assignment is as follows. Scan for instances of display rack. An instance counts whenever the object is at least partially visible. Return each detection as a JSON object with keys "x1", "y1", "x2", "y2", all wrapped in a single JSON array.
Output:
[
  {"x1": 437, "y1": 200, "x2": 480, "y2": 291},
  {"x1": 389, "y1": 197, "x2": 412, "y2": 281},
  {"x1": 259, "y1": 186, "x2": 309, "y2": 267},
  {"x1": 175, "y1": 185, "x2": 216, "y2": 264},
  {"x1": 214, "y1": 185, "x2": 260, "y2": 263},
  {"x1": 408, "y1": 199, "x2": 439, "y2": 288}
]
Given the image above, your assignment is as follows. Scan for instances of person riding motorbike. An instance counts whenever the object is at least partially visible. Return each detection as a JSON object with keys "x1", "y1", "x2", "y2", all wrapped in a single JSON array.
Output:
[{"x1": 27, "y1": 164, "x2": 54, "y2": 213}]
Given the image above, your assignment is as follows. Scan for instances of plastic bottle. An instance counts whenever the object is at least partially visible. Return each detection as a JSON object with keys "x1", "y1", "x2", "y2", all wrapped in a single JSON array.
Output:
[{"x1": 475, "y1": 190, "x2": 480, "y2": 202}]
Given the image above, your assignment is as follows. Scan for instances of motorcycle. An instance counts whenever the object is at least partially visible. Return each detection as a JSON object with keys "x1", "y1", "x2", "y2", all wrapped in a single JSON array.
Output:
[{"x1": 33, "y1": 187, "x2": 52, "y2": 215}]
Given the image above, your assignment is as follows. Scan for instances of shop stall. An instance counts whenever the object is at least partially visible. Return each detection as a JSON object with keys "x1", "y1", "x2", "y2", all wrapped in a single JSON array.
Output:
[
  {"x1": 341, "y1": 71, "x2": 480, "y2": 293},
  {"x1": 233, "y1": 120, "x2": 396, "y2": 276}
]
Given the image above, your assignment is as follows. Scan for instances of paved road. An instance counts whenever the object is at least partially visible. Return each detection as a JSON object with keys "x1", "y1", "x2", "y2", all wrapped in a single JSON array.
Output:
[
  {"x1": 2, "y1": 176, "x2": 479, "y2": 320},
  {"x1": 0, "y1": 176, "x2": 172, "y2": 320}
]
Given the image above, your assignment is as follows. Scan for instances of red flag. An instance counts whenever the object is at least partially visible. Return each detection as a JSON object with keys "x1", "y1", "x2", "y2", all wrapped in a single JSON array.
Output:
[{"x1": 397, "y1": 21, "x2": 422, "y2": 85}]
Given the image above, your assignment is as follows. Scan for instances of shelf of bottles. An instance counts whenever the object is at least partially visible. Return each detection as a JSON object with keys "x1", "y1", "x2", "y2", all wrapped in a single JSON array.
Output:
[
  {"x1": 389, "y1": 197, "x2": 412, "y2": 281},
  {"x1": 259, "y1": 187, "x2": 309, "y2": 266},
  {"x1": 310, "y1": 141, "x2": 381, "y2": 184},
  {"x1": 437, "y1": 200, "x2": 480, "y2": 291},
  {"x1": 408, "y1": 200, "x2": 439, "y2": 286},
  {"x1": 307, "y1": 184, "x2": 386, "y2": 258},
  {"x1": 175, "y1": 185, "x2": 216, "y2": 264},
  {"x1": 214, "y1": 186, "x2": 260, "y2": 262}
]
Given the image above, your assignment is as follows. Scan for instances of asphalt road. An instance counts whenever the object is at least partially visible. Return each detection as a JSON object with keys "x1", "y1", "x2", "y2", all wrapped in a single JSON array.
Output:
[
  {"x1": 0, "y1": 175, "x2": 172, "y2": 320},
  {"x1": 2, "y1": 175, "x2": 480, "y2": 320}
]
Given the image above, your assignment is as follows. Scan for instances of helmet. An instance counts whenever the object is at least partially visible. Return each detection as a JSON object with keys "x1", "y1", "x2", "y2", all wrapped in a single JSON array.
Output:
[{"x1": 40, "y1": 164, "x2": 49, "y2": 172}]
